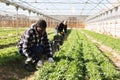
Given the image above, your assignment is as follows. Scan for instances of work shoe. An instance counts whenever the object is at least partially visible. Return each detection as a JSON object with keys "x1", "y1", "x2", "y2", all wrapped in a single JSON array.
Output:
[
  {"x1": 25, "y1": 57, "x2": 32, "y2": 64},
  {"x1": 24, "y1": 64, "x2": 36, "y2": 72}
]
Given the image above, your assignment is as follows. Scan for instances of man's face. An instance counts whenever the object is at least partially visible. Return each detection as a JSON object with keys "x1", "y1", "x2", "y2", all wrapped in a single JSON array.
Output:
[
  {"x1": 36, "y1": 26, "x2": 46, "y2": 35},
  {"x1": 63, "y1": 21, "x2": 67, "y2": 25}
]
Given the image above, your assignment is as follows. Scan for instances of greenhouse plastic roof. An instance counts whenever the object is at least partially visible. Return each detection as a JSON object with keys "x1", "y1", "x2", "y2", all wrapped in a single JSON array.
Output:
[{"x1": 0, "y1": 0, "x2": 120, "y2": 16}]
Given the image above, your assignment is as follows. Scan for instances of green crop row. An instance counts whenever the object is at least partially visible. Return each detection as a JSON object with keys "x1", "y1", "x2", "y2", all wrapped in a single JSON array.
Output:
[
  {"x1": 0, "y1": 28, "x2": 119, "y2": 79},
  {"x1": 35, "y1": 29, "x2": 120, "y2": 80},
  {"x1": 35, "y1": 30, "x2": 85, "y2": 80},
  {"x1": 0, "y1": 28, "x2": 55, "y2": 48},
  {"x1": 0, "y1": 37, "x2": 19, "y2": 48},
  {"x1": 0, "y1": 27, "x2": 25, "y2": 37},
  {"x1": 79, "y1": 30, "x2": 120, "y2": 80},
  {"x1": 82, "y1": 29, "x2": 120, "y2": 53},
  {"x1": 0, "y1": 46, "x2": 22, "y2": 65}
]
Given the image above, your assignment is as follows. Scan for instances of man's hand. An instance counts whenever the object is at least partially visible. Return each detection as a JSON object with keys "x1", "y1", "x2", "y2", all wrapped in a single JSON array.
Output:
[
  {"x1": 37, "y1": 60, "x2": 43, "y2": 67},
  {"x1": 25, "y1": 57, "x2": 32, "y2": 64},
  {"x1": 48, "y1": 57, "x2": 54, "y2": 63}
]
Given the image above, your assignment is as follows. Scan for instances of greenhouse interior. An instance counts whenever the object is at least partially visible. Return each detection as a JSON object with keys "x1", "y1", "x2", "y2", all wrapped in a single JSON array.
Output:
[{"x1": 0, "y1": 0, "x2": 120, "y2": 80}]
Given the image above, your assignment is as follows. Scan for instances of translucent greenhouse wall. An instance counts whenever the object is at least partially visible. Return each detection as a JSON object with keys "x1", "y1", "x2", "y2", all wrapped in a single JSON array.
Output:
[
  {"x1": 0, "y1": 14, "x2": 59, "y2": 28},
  {"x1": 85, "y1": 5, "x2": 120, "y2": 38}
]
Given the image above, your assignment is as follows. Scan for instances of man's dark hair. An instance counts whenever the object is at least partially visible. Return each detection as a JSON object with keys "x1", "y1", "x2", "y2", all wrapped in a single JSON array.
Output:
[{"x1": 36, "y1": 19, "x2": 47, "y2": 28}]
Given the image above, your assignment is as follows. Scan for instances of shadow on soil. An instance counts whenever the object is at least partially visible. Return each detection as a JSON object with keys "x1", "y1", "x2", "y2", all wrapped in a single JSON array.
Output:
[{"x1": 0, "y1": 52, "x2": 35, "y2": 80}]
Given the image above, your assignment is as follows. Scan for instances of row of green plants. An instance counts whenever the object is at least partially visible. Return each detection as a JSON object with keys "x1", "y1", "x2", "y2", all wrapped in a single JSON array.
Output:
[
  {"x1": 82, "y1": 29, "x2": 120, "y2": 53},
  {"x1": 0, "y1": 27, "x2": 25, "y2": 37},
  {"x1": 35, "y1": 30, "x2": 120, "y2": 80},
  {"x1": 78, "y1": 31, "x2": 120, "y2": 80},
  {"x1": 0, "y1": 27, "x2": 54, "y2": 38},
  {"x1": 0, "y1": 46, "x2": 21, "y2": 65},
  {"x1": 0, "y1": 28, "x2": 54, "y2": 48},
  {"x1": 0, "y1": 37, "x2": 19, "y2": 48},
  {"x1": 0, "y1": 28, "x2": 120, "y2": 79},
  {"x1": 0, "y1": 28, "x2": 25, "y2": 49},
  {"x1": 35, "y1": 30, "x2": 85, "y2": 80},
  {"x1": 0, "y1": 28, "x2": 26, "y2": 65},
  {"x1": 0, "y1": 30, "x2": 23, "y2": 66}
]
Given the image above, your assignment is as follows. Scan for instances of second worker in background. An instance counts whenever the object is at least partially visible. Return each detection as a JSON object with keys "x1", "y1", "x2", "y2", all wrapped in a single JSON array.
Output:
[{"x1": 55, "y1": 20, "x2": 67, "y2": 38}]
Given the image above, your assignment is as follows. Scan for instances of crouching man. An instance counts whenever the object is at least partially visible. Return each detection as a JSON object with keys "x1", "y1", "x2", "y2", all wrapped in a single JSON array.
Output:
[{"x1": 17, "y1": 19, "x2": 54, "y2": 72}]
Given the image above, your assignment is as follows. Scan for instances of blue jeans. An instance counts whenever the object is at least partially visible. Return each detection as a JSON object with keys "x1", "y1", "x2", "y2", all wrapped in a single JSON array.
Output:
[{"x1": 18, "y1": 45, "x2": 44, "y2": 62}]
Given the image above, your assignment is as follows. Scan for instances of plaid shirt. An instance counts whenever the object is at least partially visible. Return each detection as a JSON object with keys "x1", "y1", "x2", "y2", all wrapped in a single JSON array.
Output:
[{"x1": 17, "y1": 24, "x2": 52, "y2": 57}]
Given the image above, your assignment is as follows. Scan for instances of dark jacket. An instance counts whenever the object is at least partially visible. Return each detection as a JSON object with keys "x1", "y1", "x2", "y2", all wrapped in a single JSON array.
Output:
[
  {"x1": 64, "y1": 24, "x2": 67, "y2": 33},
  {"x1": 17, "y1": 24, "x2": 52, "y2": 57},
  {"x1": 56, "y1": 22, "x2": 65, "y2": 33}
]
